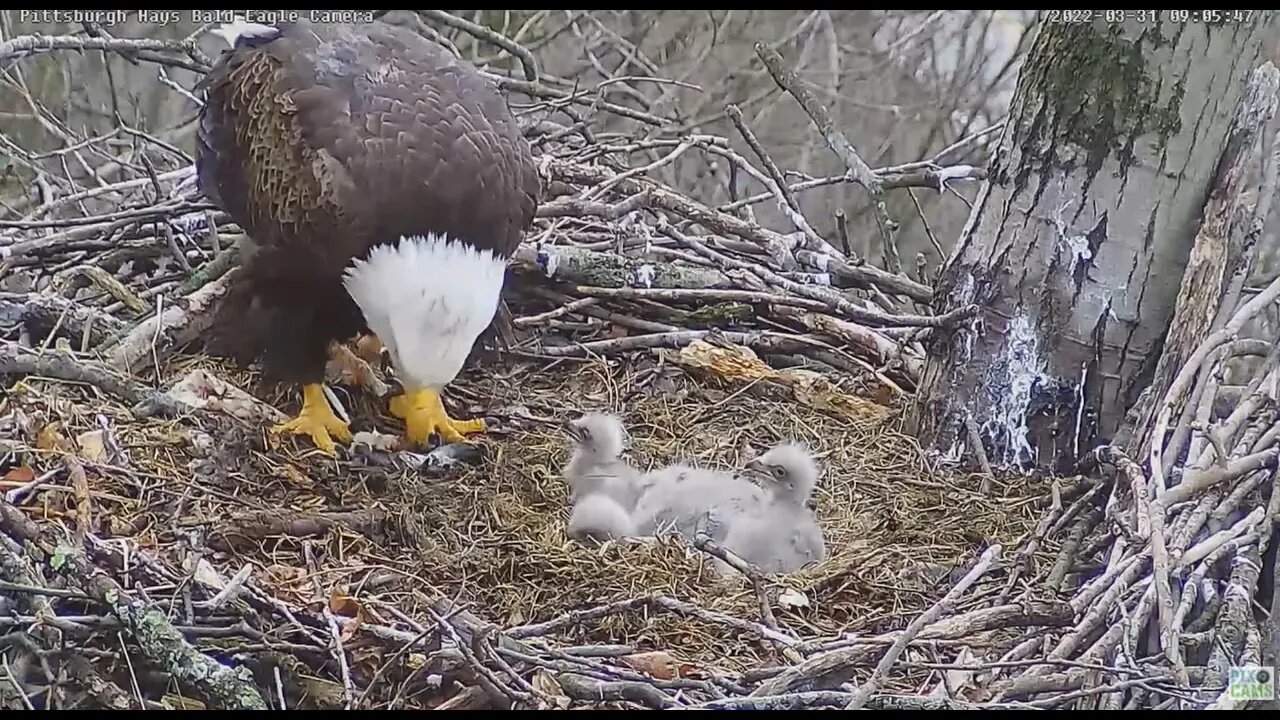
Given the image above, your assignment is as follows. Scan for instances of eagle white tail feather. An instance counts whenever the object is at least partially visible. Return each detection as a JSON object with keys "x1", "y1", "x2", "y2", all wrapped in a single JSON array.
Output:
[
  {"x1": 342, "y1": 233, "x2": 507, "y2": 390},
  {"x1": 211, "y1": 21, "x2": 280, "y2": 48}
]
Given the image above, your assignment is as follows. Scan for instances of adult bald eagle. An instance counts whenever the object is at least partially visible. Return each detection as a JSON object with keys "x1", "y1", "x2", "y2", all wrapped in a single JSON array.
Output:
[{"x1": 196, "y1": 18, "x2": 540, "y2": 454}]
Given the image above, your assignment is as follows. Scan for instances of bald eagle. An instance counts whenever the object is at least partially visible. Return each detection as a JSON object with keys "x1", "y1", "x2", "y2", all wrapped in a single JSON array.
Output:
[{"x1": 196, "y1": 18, "x2": 541, "y2": 454}]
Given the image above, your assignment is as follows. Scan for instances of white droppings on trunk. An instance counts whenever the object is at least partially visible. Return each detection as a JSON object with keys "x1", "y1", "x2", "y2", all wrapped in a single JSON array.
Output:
[
  {"x1": 1051, "y1": 192, "x2": 1094, "y2": 273},
  {"x1": 1073, "y1": 361, "x2": 1088, "y2": 461},
  {"x1": 630, "y1": 264, "x2": 656, "y2": 288},
  {"x1": 979, "y1": 312, "x2": 1044, "y2": 467}
]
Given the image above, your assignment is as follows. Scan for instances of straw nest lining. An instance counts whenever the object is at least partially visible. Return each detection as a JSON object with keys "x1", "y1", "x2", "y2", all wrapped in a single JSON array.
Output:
[{"x1": 2, "y1": 341, "x2": 1048, "y2": 678}]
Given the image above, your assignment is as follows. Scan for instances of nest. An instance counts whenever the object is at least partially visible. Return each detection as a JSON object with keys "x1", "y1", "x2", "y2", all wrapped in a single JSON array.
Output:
[
  {"x1": 2, "y1": 11, "x2": 1278, "y2": 713},
  {"x1": 0, "y1": 336, "x2": 1053, "y2": 709}
]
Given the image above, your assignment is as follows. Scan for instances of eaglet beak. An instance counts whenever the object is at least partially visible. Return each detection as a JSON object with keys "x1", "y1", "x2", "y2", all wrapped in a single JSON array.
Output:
[{"x1": 564, "y1": 422, "x2": 584, "y2": 442}]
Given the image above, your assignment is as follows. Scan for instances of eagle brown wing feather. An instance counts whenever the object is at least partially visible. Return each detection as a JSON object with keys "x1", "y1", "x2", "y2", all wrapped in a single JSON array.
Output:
[{"x1": 197, "y1": 19, "x2": 540, "y2": 384}]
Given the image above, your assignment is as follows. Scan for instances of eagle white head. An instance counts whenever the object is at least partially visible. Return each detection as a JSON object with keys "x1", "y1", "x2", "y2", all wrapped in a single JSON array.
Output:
[
  {"x1": 210, "y1": 20, "x2": 280, "y2": 48},
  {"x1": 342, "y1": 232, "x2": 507, "y2": 394}
]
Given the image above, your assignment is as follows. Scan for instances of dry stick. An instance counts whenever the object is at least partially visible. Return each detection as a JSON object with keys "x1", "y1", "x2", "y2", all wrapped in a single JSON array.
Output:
[
  {"x1": 0, "y1": 341, "x2": 187, "y2": 418},
  {"x1": 556, "y1": 673, "x2": 678, "y2": 709},
  {"x1": 695, "y1": 691, "x2": 983, "y2": 711},
  {"x1": 105, "y1": 271, "x2": 235, "y2": 375},
  {"x1": 418, "y1": 10, "x2": 538, "y2": 81},
  {"x1": 724, "y1": 104, "x2": 833, "y2": 257},
  {"x1": 843, "y1": 543, "x2": 1002, "y2": 710},
  {"x1": 1148, "y1": 270, "x2": 1280, "y2": 498},
  {"x1": 753, "y1": 41, "x2": 902, "y2": 275},
  {"x1": 1146, "y1": 489, "x2": 1190, "y2": 691},
  {"x1": 1093, "y1": 446, "x2": 1151, "y2": 540},
  {"x1": 658, "y1": 223, "x2": 973, "y2": 328},
  {"x1": 999, "y1": 480, "x2": 1063, "y2": 606},
  {"x1": 964, "y1": 412, "x2": 995, "y2": 494},
  {"x1": 0, "y1": 33, "x2": 204, "y2": 70},
  {"x1": 692, "y1": 535, "x2": 798, "y2": 662},
  {"x1": 0, "y1": 502, "x2": 268, "y2": 709}
]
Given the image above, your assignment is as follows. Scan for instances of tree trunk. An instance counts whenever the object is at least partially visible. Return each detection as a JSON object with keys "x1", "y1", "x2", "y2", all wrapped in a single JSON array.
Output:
[{"x1": 906, "y1": 16, "x2": 1271, "y2": 474}]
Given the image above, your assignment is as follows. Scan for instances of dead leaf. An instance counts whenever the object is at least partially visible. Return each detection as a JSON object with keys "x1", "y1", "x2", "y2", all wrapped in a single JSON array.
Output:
[
  {"x1": 165, "y1": 368, "x2": 288, "y2": 423},
  {"x1": 329, "y1": 586, "x2": 363, "y2": 617},
  {"x1": 353, "y1": 332, "x2": 385, "y2": 364},
  {"x1": 531, "y1": 669, "x2": 571, "y2": 709},
  {"x1": 75, "y1": 429, "x2": 108, "y2": 463},
  {"x1": 329, "y1": 586, "x2": 368, "y2": 641},
  {"x1": 671, "y1": 339, "x2": 892, "y2": 425},
  {"x1": 619, "y1": 650, "x2": 680, "y2": 680},
  {"x1": 350, "y1": 645, "x2": 386, "y2": 678},
  {"x1": 2, "y1": 465, "x2": 36, "y2": 483},
  {"x1": 35, "y1": 421, "x2": 69, "y2": 452},
  {"x1": 281, "y1": 463, "x2": 315, "y2": 490},
  {"x1": 777, "y1": 587, "x2": 810, "y2": 611},
  {"x1": 264, "y1": 563, "x2": 307, "y2": 588},
  {"x1": 192, "y1": 558, "x2": 229, "y2": 592},
  {"x1": 67, "y1": 458, "x2": 92, "y2": 539}
]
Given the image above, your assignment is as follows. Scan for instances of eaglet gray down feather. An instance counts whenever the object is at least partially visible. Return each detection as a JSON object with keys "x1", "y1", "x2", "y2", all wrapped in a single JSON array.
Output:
[
  {"x1": 562, "y1": 413, "x2": 649, "y2": 542},
  {"x1": 717, "y1": 442, "x2": 827, "y2": 574}
]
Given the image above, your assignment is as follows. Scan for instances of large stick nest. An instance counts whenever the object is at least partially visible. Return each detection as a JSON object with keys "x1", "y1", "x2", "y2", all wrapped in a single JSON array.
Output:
[{"x1": 1, "y1": 11, "x2": 1277, "y2": 712}]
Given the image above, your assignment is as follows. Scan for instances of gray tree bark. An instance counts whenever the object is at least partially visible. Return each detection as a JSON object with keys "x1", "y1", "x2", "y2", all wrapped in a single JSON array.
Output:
[{"x1": 906, "y1": 16, "x2": 1271, "y2": 473}]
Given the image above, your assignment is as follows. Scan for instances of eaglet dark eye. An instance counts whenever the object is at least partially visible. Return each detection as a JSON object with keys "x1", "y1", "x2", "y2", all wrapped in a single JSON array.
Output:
[{"x1": 772, "y1": 466, "x2": 786, "y2": 479}]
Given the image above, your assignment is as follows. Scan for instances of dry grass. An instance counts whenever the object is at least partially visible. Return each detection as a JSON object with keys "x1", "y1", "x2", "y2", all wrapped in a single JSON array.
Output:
[{"x1": 1, "y1": 343, "x2": 1049, "y2": 680}]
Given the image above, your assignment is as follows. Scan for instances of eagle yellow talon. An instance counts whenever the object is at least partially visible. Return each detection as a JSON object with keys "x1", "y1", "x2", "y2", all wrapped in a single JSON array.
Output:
[
  {"x1": 270, "y1": 383, "x2": 352, "y2": 456},
  {"x1": 390, "y1": 388, "x2": 486, "y2": 447}
]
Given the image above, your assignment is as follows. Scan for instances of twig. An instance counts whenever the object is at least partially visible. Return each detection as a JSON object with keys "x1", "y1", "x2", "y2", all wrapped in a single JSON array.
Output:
[
  {"x1": 0, "y1": 341, "x2": 187, "y2": 418},
  {"x1": 753, "y1": 42, "x2": 901, "y2": 274},
  {"x1": 844, "y1": 543, "x2": 1002, "y2": 709},
  {"x1": 0, "y1": 501, "x2": 268, "y2": 710},
  {"x1": 556, "y1": 672, "x2": 678, "y2": 709}
]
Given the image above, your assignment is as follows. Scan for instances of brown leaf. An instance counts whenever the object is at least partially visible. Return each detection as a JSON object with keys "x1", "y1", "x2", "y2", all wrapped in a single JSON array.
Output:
[
  {"x1": 619, "y1": 650, "x2": 680, "y2": 680},
  {"x1": 35, "y1": 421, "x2": 69, "y2": 452},
  {"x1": 329, "y1": 586, "x2": 368, "y2": 641},
  {"x1": 2, "y1": 465, "x2": 36, "y2": 483},
  {"x1": 328, "y1": 586, "x2": 362, "y2": 617},
  {"x1": 353, "y1": 333, "x2": 385, "y2": 364},
  {"x1": 350, "y1": 645, "x2": 385, "y2": 677},
  {"x1": 281, "y1": 463, "x2": 315, "y2": 489}
]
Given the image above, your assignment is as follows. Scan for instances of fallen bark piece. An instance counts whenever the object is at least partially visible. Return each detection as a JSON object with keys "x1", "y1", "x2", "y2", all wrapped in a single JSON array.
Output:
[
  {"x1": 669, "y1": 338, "x2": 893, "y2": 424},
  {"x1": 103, "y1": 271, "x2": 234, "y2": 375}
]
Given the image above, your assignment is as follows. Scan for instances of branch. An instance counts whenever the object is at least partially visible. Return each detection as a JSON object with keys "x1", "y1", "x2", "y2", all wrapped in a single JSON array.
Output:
[
  {"x1": 754, "y1": 41, "x2": 902, "y2": 274},
  {"x1": 0, "y1": 341, "x2": 187, "y2": 418},
  {"x1": 0, "y1": 501, "x2": 268, "y2": 710}
]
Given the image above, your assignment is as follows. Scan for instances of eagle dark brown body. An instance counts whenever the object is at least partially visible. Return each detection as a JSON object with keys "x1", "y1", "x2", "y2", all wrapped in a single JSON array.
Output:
[{"x1": 196, "y1": 19, "x2": 541, "y2": 452}]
